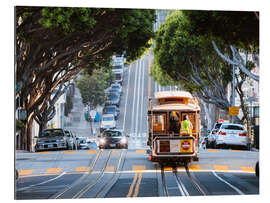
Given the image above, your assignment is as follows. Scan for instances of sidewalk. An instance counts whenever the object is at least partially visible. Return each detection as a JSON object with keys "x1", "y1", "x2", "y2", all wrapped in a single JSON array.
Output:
[{"x1": 65, "y1": 87, "x2": 100, "y2": 139}]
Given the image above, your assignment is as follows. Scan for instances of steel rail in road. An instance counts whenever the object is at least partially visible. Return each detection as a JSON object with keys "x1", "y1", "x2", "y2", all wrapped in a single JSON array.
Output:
[
  {"x1": 52, "y1": 149, "x2": 103, "y2": 199},
  {"x1": 160, "y1": 165, "x2": 169, "y2": 196},
  {"x1": 95, "y1": 149, "x2": 127, "y2": 198},
  {"x1": 72, "y1": 150, "x2": 113, "y2": 198},
  {"x1": 160, "y1": 163, "x2": 207, "y2": 197},
  {"x1": 183, "y1": 164, "x2": 207, "y2": 196}
]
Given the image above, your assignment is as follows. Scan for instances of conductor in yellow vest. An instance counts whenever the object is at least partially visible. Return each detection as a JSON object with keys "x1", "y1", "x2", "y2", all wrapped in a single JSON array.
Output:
[{"x1": 180, "y1": 115, "x2": 193, "y2": 136}]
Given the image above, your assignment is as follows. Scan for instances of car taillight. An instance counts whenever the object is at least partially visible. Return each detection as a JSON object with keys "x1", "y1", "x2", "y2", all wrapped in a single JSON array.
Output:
[
  {"x1": 239, "y1": 133, "x2": 247, "y2": 136},
  {"x1": 218, "y1": 131, "x2": 226, "y2": 135}
]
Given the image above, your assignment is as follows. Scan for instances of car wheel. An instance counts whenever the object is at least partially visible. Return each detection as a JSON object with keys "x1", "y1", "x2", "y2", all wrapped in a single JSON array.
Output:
[
  {"x1": 255, "y1": 162, "x2": 259, "y2": 177},
  {"x1": 213, "y1": 141, "x2": 217, "y2": 149}
]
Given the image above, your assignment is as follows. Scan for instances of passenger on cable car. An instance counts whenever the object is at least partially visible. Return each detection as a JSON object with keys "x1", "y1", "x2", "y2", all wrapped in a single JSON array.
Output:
[
  {"x1": 169, "y1": 111, "x2": 179, "y2": 135},
  {"x1": 180, "y1": 115, "x2": 193, "y2": 136}
]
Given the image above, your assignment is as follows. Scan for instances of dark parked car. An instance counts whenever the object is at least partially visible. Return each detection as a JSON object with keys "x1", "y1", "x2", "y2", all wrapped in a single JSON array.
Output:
[
  {"x1": 105, "y1": 93, "x2": 120, "y2": 107},
  {"x1": 103, "y1": 105, "x2": 120, "y2": 120},
  {"x1": 98, "y1": 129, "x2": 129, "y2": 149}
]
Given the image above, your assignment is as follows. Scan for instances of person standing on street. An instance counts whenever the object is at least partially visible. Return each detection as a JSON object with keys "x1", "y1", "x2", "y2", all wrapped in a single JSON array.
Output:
[{"x1": 180, "y1": 115, "x2": 193, "y2": 136}]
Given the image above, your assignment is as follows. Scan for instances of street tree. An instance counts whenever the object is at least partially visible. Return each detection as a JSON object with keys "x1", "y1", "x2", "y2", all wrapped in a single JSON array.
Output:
[
  {"x1": 152, "y1": 11, "x2": 232, "y2": 111},
  {"x1": 76, "y1": 68, "x2": 114, "y2": 108},
  {"x1": 182, "y1": 10, "x2": 259, "y2": 81},
  {"x1": 16, "y1": 7, "x2": 155, "y2": 150}
]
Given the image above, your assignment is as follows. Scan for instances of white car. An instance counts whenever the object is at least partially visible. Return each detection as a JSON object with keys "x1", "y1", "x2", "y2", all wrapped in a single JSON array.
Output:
[
  {"x1": 215, "y1": 123, "x2": 248, "y2": 149},
  {"x1": 207, "y1": 120, "x2": 229, "y2": 148},
  {"x1": 110, "y1": 83, "x2": 122, "y2": 95},
  {"x1": 100, "y1": 114, "x2": 116, "y2": 132}
]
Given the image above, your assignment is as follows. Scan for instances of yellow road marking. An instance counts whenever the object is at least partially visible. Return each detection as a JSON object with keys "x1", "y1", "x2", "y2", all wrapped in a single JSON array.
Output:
[
  {"x1": 207, "y1": 149, "x2": 220, "y2": 152},
  {"x1": 106, "y1": 166, "x2": 115, "y2": 172},
  {"x1": 230, "y1": 150, "x2": 243, "y2": 152},
  {"x1": 132, "y1": 165, "x2": 146, "y2": 171},
  {"x1": 88, "y1": 150, "x2": 97, "y2": 154},
  {"x1": 136, "y1": 150, "x2": 146, "y2": 153},
  {"x1": 133, "y1": 172, "x2": 143, "y2": 197},
  {"x1": 164, "y1": 166, "x2": 173, "y2": 171},
  {"x1": 240, "y1": 166, "x2": 255, "y2": 173},
  {"x1": 46, "y1": 168, "x2": 62, "y2": 174},
  {"x1": 37, "y1": 151, "x2": 50, "y2": 154},
  {"x1": 127, "y1": 171, "x2": 138, "y2": 197},
  {"x1": 213, "y1": 165, "x2": 228, "y2": 171},
  {"x1": 75, "y1": 167, "x2": 90, "y2": 172},
  {"x1": 19, "y1": 169, "x2": 33, "y2": 176},
  {"x1": 189, "y1": 165, "x2": 201, "y2": 171},
  {"x1": 62, "y1": 150, "x2": 75, "y2": 154}
]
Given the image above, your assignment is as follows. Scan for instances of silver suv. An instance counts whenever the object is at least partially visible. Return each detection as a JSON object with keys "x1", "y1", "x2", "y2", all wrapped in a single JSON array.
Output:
[{"x1": 35, "y1": 128, "x2": 69, "y2": 151}]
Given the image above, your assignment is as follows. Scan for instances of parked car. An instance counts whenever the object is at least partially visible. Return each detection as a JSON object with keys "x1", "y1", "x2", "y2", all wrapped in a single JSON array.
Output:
[
  {"x1": 64, "y1": 130, "x2": 77, "y2": 150},
  {"x1": 105, "y1": 93, "x2": 120, "y2": 107},
  {"x1": 35, "y1": 128, "x2": 69, "y2": 151},
  {"x1": 215, "y1": 123, "x2": 248, "y2": 149},
  {"x1": 98, "y1": 129, "x2": 129, "y2": 149},
  {"x1": 112, "y1": 71, "x2": 123, "y2": 85},
  {"x1": 207, "y1": 120, "x2": 229, "y2": 148},
  {"x1": 100, "y1": 114, "x2": 116, "y2": 132},
  {"x1": 106, "y1": 88, "x2": 121, "y2": 96},
  {"x1": 103, "y1": 105, "x2": 120, "y2": 120},
  {"x1": 76, "y1": 137, "x2": 89, "y2": 150},
  {"x1": 110, "y1": 83, "x2": 122, "y2": 95}
]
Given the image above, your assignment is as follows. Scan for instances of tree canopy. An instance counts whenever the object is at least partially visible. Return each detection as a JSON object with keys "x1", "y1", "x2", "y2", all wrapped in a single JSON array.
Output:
[
  {"x1": 152, "y1": 11, "x2": 232, "y2": 110},
  {"x1": 182, "y1": 10, "x2": 259, "y2": 51},
  {"x1": 16, "y1": 7, "x2": 156, "y2": 150}
]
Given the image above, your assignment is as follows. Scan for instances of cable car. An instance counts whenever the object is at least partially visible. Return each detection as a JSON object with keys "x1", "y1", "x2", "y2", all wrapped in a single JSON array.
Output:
[{"x1": 147, "y1": 91, "x2": 200, "y2": 164}]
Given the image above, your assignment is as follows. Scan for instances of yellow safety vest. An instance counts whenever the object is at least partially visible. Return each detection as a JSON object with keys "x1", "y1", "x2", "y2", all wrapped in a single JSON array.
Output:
[{"x1": 180, "y1": 120, "x2": 192, "y2": 135}]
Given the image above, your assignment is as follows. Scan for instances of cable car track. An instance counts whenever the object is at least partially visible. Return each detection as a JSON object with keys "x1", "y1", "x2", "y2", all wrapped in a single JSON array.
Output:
[
  {"x1": 53, "y1": 149, "x2": 126, "y2": 199},
  {"x1": 160, "y1": 162, "x2": 206, "y2": 196}
]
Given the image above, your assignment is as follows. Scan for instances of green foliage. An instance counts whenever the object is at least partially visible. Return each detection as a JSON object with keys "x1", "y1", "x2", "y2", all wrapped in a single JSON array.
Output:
[
  {"x1": 16, "y1": 119, "x2": 25, "y2": 132},
  {"x1": 64, "y1": 93, "x2": 73, "y2": 117},
  {"x1": 76, "y1": 68, "x2": 114, "y2": 107},
  {"x1": 182, "y1": 10, "x2": 259, "y2": 51},
  {"x1": 153, "y1": 11, "x2": 232, "y2": 94}
]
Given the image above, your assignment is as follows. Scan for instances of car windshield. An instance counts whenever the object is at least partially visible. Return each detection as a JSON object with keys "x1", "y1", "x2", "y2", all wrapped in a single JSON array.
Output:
[
  {"x1": 115, "y1": 73, "x2": 122, "y2": 80},
  {"x1": 40, "y1": 130, "x2": 64, "y2": 137},
  {"x1": 79, "y1": 139, "x2": 86, "y2": 143},
  {"x1": 104, "y1": 131, "x2": 122, "y2": 137},
  {"x1": 103, "y1": 116, "x2": 114, "y2": 121},
  {"x1": 65, "y1": 131, "x2": 71, "y2": 137},
  {"x1": 104, "y1": 107, "x2": 115, "y2": 113},
  {"x1": 221, "y1": 125, "x2": 244, "y2": 130},
  {"x1": 111, "y1": 85, "x2": 120, "y2": 89},
  {"x1": 113, "y1": 65, "x2": 122, "y2": 69},
  {"x1": 108, "y1": 94, "x2": 118, "y2": 99},
  {"x1": 214, "y1": 123, "x2": 222, "y2": 129}
]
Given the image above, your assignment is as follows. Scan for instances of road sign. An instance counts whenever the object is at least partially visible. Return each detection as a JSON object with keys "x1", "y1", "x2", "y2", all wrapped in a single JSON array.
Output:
[
  {"x1": 90, "y1": 110, "x2": 96, "y2": 119},
  {"x1": 229, "y1": 106, "x2": 239, "y2": 116}
]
